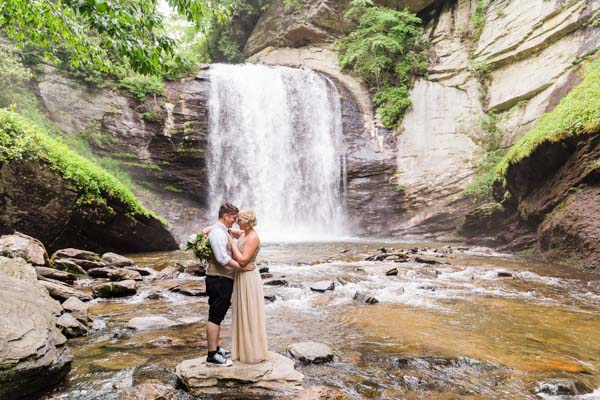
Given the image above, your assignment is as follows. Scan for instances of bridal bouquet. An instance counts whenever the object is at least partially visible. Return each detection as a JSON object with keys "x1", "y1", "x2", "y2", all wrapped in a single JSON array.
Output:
[{"x1": 185, "y1": 233, "x2": 213, "y2": 263}]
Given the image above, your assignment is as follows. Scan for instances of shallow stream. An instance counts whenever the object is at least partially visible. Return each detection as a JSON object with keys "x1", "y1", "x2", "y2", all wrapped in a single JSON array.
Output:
[{"x1": 45, "y1": 241, "x2": 600, "y2": 399}]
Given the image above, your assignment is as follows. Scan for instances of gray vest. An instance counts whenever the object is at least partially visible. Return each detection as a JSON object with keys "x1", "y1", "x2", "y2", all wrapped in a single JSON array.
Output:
[{"x1": 207, "y1": 223, "x2": 234, "y2": 279}]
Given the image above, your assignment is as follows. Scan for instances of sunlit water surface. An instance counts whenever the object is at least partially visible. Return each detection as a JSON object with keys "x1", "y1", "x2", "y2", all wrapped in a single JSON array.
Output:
[{"x1": 45, "y1": 241, "x2": 600, "y2": 399}]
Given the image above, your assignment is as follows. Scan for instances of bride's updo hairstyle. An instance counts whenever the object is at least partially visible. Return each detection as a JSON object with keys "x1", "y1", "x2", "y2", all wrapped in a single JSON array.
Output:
[{"x1": 238, "y1": 209, "x2": 257, "y2": 228}]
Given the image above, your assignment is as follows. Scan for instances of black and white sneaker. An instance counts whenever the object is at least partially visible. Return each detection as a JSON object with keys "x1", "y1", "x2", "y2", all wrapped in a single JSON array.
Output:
[
  {"x1": 218, "y1": 347, "x2": 231, "y2": 358},
  {"x1": 206, "y1": 352, "x2": 232, "y2": 367}
]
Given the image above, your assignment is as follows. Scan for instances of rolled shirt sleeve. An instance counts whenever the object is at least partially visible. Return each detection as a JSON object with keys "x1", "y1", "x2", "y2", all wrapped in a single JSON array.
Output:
[{"x1": 208, "y1": 228, "x2": 232, "y2": 266}]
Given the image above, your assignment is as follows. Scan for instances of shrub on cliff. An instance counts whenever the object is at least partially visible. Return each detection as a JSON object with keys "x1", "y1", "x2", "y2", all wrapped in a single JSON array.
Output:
[
  {"x1": 495, "y1": 57, "x2": 600, "y2": 187},
  {"x1": 0, "y1": 109, "x2": 160, "y2": 222},
  {"x1": 339, "y1": 0, "x2": 428, "y2": 128},
  {"x1": 119, "y1": 74, "x2": 165, "y2": 101}
]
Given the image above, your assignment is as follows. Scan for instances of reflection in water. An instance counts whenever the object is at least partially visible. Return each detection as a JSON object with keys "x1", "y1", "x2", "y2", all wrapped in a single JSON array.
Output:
[{"x1": 46, "y1": 242, "x2": 600, "y2": 399}]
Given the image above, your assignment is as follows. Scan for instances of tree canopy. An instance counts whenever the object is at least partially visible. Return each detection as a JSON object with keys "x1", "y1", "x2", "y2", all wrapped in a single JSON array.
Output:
[{"x1": 0, "y1": 0, "x2": 226, "y2": 75}]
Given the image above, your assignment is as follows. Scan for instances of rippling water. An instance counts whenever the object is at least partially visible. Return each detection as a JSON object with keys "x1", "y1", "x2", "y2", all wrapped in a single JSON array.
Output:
[{"x1": 44, "y1": 241, "x2": 600, "y2": 399}]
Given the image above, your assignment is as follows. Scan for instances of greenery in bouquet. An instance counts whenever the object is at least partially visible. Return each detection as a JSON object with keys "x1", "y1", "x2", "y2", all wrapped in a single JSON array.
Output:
[{"x1": 185, "y1": 233, "x2": 213, "y2": 263}]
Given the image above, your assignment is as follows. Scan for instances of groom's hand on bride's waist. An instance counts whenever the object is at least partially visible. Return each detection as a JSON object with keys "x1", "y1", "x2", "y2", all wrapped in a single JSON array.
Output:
[{"x1": 242, "y1": 264, "x2": 256, "y2": 271}]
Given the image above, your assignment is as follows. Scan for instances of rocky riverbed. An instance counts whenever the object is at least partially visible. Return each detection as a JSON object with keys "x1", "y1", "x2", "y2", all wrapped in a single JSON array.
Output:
[{"x1": 3, "y1": 234, "x2": 600, "y2": 399}]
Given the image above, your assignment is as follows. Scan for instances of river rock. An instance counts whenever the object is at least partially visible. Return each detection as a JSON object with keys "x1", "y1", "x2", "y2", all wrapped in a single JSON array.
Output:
[
  {"x1": 36, "y1": 266, "x2": 77, "y2": 284},
  {"x1": 264, "y1": 279, "x2": 289, "y2": 286},
  {"x1": 127, "y1": 316, "x2": 181, "y2": 330},
  {"x1": 109, "y1": 268, "x2": 143, "y2": 281},
  {"x1": 414, "y1": 256, "x2": 445, "y2": 265},
  {"x1": 156, "y1": 265, "x2": 181, "y2": 280},
  {"x1": 0, "y1": 232, "x2": 49, "y2": 266},
  {"x1": 176, "y1": 351, "x2": 303, "y2": 396},
  {"x1": 102, "y1": 252, "x2": 135, "y2": 267},
  {"x1": 169, "y1": 281, "x2": 207, "y2": 296},
  {"x1": 52, "y1": 248, "x2": 100, "y2": 261},
  {"x1": 40, "y1": 279, "x2": 92, "y2": 302},
  {"x1": 261, "y1": 272, "x2": 273, "y2": 279},
  {"x1": 534, "y1": 379, "x2": 583, "y2": 396},
  {"x1": 70, "y1": 259, "x2": 107, "y2": 271},
  {"x1": 353, "y1": 291, "x2": 379, "y2": 305},
  {"x1": 259, "y1": 266, "x2": 270, "y2": 273},
  {"x1": 497, "y1": 270, "x2": 513, "y2": 278},
  {"x1": 52, "y1": 258, "x2": 87, "y2": 275},
  {"x1": 56, "y1": 312, "x2": 89, "y2": 338},
  {"x1": 386, "y1": 267, "x2": 399, "y2": 276},
  {"x1": 288, "y1": 342, "x2": 333, "y2": 364},
  {"x1": 0, "y1": 256, "x2": 72, "y2": 399},
  {"x1": 122, "y1": 383, "x2": 178, "y2": 400},
  {"x1": 310, "y1": 281, "x2": 335, "y2": 292},
  {"x1": 62, "y1": 297, "x2": 90, "y2": 325},
  {"x1": 126, "y1": 266, "x2": 153, "y2": 276},
  {"x1": 88, "y1": 267, "x2": 115, "y2": 278},
  {"x1": 92, "y1": 280, "x2": 137, "y2": 298}
]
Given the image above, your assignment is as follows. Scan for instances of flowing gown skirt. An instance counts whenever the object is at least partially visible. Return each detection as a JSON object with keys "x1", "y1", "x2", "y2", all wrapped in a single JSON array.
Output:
[{"x1": 231, "y1": 268, "x2": 269, "y2": 363}]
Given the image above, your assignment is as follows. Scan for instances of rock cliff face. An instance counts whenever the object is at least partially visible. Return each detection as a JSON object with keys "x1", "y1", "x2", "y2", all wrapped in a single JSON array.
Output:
[
  {"x1": 0, "y1": 158, "x2": 177, "y2": 253},
  {"x1": 245, "y1": 0, "x2": 600, "y2": 239},
  {"x1": 36, "y1": 67, "x2": 212, "y2": 242},
  {"x1": 30, "y1": 0, "x2": 599, "y2": 246}
]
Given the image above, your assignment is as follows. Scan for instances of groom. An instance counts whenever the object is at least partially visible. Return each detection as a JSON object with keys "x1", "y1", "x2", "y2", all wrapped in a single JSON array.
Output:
[{"x1": 205, "y1": 202, "x2": 253, "y2": 366}]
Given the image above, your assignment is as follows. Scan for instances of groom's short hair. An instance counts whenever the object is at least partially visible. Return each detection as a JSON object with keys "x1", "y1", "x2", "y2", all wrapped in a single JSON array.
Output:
[{"x1": 218, "y1": 202, "x2": 239, "y2": 218}]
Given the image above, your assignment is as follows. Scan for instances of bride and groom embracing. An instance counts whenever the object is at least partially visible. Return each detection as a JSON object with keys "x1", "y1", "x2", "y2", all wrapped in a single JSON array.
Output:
[{"x1": 202, "y1": 202, "x2": 268, "y2": 367}]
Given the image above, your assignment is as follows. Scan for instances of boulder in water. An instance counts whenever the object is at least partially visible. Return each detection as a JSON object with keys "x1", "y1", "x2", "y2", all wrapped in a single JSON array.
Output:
[
  {"x1": 127, "y1": 316, "x2": 181, "y2": 330},
  {"x1": 386, "y1": 267, "x2": 399, "y2": 276},
  {"x1": 92, "y1": 280, "x2": 137, "y2": 298},
  {"x1": 52, "y1": 258, "x2": 87, "y2": 275},
  {"x1": 88, "y1": 267, "x2": 115, "y2": 278},
  {"x1": 533, "y1": 380, "x2": 589, "y2": 396},
  {"x1": 0, "y1": 232, "x2": 49, "y2": 266},
  {"x1": 176, "y1": 351, "x2": 303, "y2": 396},
  {"x1": 40, "y1": 279, "x2": 92, "y2": 302},
  {"x1": 62, "y1": 297, "x2": 90, "y2": 325},
  {"x1": 310, "y1": 281, "x2": 335, "y2": 292},
  {"x1": 102, "y1": 252, "x2": 135, "y2": 267},
  {"x1": 109, "y1": 268, "x2": 143, "y2": 281},
  {"x1": 169, "y1": 281, "x2": 206, "y2": 296},
  {"x1": 56, "y1": 312, "x2": 89, "y2": 338},
  {"x1": 52, "y1": 248, "x2": 101, "y2": 261},
  {"x1": 288, "y1": 342, "x2": 334, "y2": 364},
  {"x1": 0, "y1": 256, "x2": 72, "y2": 399},
  {"x1": 36, "y1": 266, "x2": 77, "y2": 284},
  {"x1": 264, "y1": 279, "x2": 289, "y2": 286}
]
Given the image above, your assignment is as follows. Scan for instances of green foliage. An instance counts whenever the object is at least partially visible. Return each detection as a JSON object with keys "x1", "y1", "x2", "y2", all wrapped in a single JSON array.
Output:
[
  {"x1": 470, "y1": 0, "x2": 488, "y2": 41},
  {"x1": 373, "y1": 86, "x2": 412, "y2": 128},
  {"x1": 495, "y1": 58, "x2": 600, "y2": 185},
  {"x1": 119, "y1": 75, "x2": 165, "y2": 101},
  {"x1": 464, "y1": 113, "x2": 506, "y2": 203},
  {"x1": 0, "y1": 42, "x2": 32, "y2": 87},
  {"x1": 339, "y1": 0, "x2": 427, "y2": 128},
  {"x1": 472, "y1": 59, "x2": 491, "y2": 84},
  {"x1": 0, "y1": 109, "x2": 159, "y2": 221},
  {"x1": 0, "y1": 0, "x2": 223, "y2": 76},
  {"x1": 283, "y1": 0, "x2": 304, "y2": 12},
  {"x1": 202, "y1": 15, "x2": 244, "y2": 63}
]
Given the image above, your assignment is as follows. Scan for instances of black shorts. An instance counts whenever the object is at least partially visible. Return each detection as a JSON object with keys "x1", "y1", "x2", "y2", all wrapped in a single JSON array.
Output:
[{"x1": 206, "y1": 275, "x2": 234, "y2": 325}]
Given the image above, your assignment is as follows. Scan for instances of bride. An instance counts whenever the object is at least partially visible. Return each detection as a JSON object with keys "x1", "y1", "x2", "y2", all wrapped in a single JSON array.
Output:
[{"x1": 226, "y1": 209, "x2": 269, "y2": 363}]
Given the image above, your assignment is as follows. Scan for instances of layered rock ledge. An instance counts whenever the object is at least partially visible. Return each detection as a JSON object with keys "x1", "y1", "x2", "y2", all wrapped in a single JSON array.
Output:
[{"x1": 176, "y1": 351, "x2": 303, "y2": 396}]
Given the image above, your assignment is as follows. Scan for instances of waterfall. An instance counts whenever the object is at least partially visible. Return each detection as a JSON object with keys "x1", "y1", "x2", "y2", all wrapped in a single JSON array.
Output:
[{"x1": 207, "y1": 64, "x2": 346, "y2": 242}]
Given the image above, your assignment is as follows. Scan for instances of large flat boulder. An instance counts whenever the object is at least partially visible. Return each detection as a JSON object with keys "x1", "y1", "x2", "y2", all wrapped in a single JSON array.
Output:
[
  {"x1": 0, "y1": 256, "x2": 72, "y2": 399},
  {"x1": 92, "y1": 280, "x2": 137, "y2": 298},
  {"x1": 36, "y1": 266, "x2": 77, "y2": 284},
  {"x1": 0, "y1": 232, "x2": 48, "y2": 266},
  {"x1": 40, "y1": 280, "x2": 92, "y2": 302},
  {"x1": 176, "y1": 351, "x2": 303, "y2": 396}
]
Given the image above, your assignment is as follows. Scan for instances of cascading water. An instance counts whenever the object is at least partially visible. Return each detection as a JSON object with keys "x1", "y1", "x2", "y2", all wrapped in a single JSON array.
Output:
[{"x1": 207, "y1": 64, "x2": 347, "y2": 241}]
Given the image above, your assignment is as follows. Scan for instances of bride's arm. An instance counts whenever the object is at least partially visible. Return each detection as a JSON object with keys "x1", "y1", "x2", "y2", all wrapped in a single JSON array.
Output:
[
  {"x1": 228, "y1": 235, "x2": 258, "y2": 269},
  {"x1": 201, "y1": 225, "x2": 213, "y2": 235}
]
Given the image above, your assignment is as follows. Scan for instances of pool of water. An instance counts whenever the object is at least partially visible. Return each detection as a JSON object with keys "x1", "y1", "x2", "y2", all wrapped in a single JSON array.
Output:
[{"x1": 45, "y1": 241, "x2": 600, "y2": 399}]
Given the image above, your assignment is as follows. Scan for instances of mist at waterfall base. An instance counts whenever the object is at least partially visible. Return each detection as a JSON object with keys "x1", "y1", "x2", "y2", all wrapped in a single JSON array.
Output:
[{"x1": 208, "y1": 64, "x2": 349, "y2": 242}]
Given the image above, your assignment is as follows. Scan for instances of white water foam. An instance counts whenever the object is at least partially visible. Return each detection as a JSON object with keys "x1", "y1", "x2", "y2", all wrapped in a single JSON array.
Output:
[{"x1": 208, "y1": 64, "x2": 347, "y2": 242}]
